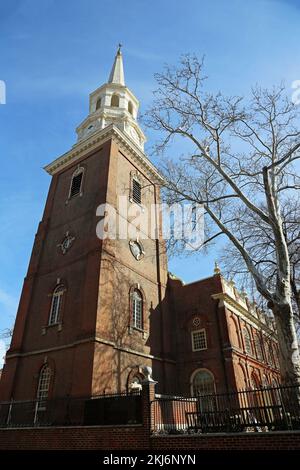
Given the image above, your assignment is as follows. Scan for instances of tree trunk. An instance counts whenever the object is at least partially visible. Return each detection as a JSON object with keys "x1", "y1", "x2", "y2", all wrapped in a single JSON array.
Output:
[
  {"x1": 272, "y1": 302, "x2": 300, "y2": 386},
  {"x1": 291, "y1": 279, "x2": 300, "y2": 321}
]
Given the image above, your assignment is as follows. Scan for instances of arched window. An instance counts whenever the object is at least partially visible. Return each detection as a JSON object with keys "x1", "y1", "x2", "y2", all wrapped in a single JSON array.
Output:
[
  {"x1": 274, "y1": 346, "x2": 280, "y2": 369},
  {"x1": 69, "y1": 167, "x2": 84, "y2": 199},
  {"x1": 191, "y1": 369, "x2": 215, "y2": 396},
  {"x1": 230, "y1": 316, "x2": 241, "y2": 348},
  {"x1": 34, "y1": 365, "x2": 52, "y2": 423},
  {"x1": 251, "y1": 372, "x2": 260, "y2": 389},
  {"x1": 271, "y1": 376, "x2": 279, "y2": 387},
  {"x1": 49, "y1": 285, "x2": 65, "y2": 325},
  {"x1": 132, "y1": 289, "x2": 143, "y2": 330},
  {"x1": 243, "y1": 327, "x2": 253, "y2": 355},
  {"x1": 239, "y1": 364, "x2": 248, "y2": 389},
  {"x1": 266, "y1": 342, "x2": 274, "y2": 366},
  {"x1": 254, "y1": 334, "x2": 263, "y2": 361},
  {"x1": 36, "y1": 365, "x2": 51, "y2": 404},
  {"x1": 129, "y1": 375, "x2": 142, "y2": 392},
  {"x1": 262, "y1": 374, "x2": 269, "y2": 387},
  {"x1": 111, "y1": 94, "x2": 119, "y2": 107},
  {"x1": 128, "y1": 101, "x2": 133, "y2": 115},
  {"x1": 95, "y1": 97, "x2": 101, "y2": 110}
]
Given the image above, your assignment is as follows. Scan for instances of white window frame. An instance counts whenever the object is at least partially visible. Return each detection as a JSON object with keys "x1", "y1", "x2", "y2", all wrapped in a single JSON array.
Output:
[
  {"x1": 243, "y1": 326, "x2": 253, "y2": 356},
  {"x1": 190, "y1": 368, "x2": 215, "y2": 396},
  {"x1": 132, "y1": 289, "x2": 143, "y2": 330},
  {"x1": 132, "y1": 178, "x2": 142, "y2": 204},
  {"x1": 129, "y1": 172, "x2": 143, "y2": 207},
  {"x1": 68, "y1": 166, "x2": 85, "y2": 200},
  {"x1": 191, "y1": 328, "x2": 207, "y2": 351},
  {"x1": 49, "y1": 285, "x2": 65, "y2": 325},
  {"x1": 36, "y1": 366, "x2": 51, "y2": 412}
]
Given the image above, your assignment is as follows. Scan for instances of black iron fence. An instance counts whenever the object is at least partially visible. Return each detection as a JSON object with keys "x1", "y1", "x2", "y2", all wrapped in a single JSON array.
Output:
[
  {"x1": 0, "y1": 391, "x2": 142, "y2": 428},
  {"x1": 2, "y1": 384, "x2": 300, "y2": 433},
  {"x1": 152, "y1": 384, "x2": 300, "y2": 434}
]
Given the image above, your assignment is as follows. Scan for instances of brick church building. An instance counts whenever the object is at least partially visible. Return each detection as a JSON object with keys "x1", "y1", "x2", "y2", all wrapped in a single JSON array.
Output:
[{"x1": 0, "y1": 49, "x2": 280, "y2": 404}]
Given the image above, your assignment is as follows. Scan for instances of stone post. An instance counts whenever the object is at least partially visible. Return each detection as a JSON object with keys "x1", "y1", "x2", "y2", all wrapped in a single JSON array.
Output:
[{"x1": 141, "y1": 366, "x2": 157, "y2": 432}]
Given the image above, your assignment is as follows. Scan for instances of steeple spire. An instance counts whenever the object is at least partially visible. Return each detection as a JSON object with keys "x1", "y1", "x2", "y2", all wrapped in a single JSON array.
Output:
[
  {"x1": 108, "y1": 44, "x2": 125, "y2": 86},
  {"x1": 75, "y1": 45, "x2": 146, "y2": 150}
]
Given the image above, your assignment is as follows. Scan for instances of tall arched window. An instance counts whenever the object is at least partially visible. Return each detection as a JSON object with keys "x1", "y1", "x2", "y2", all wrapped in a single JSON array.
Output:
[
  {"x1": 132, "y1": 289, "x2": 143, "y2": 330},
  {"x1": 34, "y1": 365, "x2": 52, "y2": 423},
  {"x1": 274, "y1": 346, "x2": 280, "y2": 369},
  {"x1": 239, "y1": 364, "x2": 248, "y2": 389},
  {"x1": 251, "y1": 372, "x2": 260, "y2": 389},
  {"x1": 262, "y1": 374, "x2": 269, "y2": 387},
  {"x1": 36, "y1": 365, "x2": 51, "y2": 404},
  {"x1": 128, "y1": 101, "x2": 133, "y2": 115},
  {"x1": 95, "y1": 97, "x2": 101, "y2": 110},
  {"x1": 49, "y1": 285, "x2": 65, "y2": 325},
  {"x1": 243, "y1": 327, "x2": 253, "y2": 355},
  {"x1": 230, "y1": 316, "x2": 241, "y2": 348},
  {"x1": 266, "y1": 342, "x2": 274, "y2": 366},
  {"x1": 254, "y1": 334, "x2": 263, "y2": 361},
  {"x1": 69, "y1": 166, "x2": 84, "y2": 199},
  {"x1": 191, "y1": 369, "x2": 215, "y2": 396},
  {"x1": 111, "y1": 94, "x2": 120, "y2": 107}
]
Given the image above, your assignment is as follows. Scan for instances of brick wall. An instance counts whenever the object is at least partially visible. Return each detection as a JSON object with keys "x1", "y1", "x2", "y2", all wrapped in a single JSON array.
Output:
[
  {"x1": 151, "y1": 432, "x2": 300, "y2": 450},
  {"x1": 0, "y1": 425, "x2": 148, "y2": 450},
  {"x1": 152, "y1": 398, "x2": 197, "y2": 431},
  {"x1": 0, "y1": 427, "x2": 300, "y2": 450},
  {"x1": 1, "y1": 382, "x2": 300, "y2": 450}
]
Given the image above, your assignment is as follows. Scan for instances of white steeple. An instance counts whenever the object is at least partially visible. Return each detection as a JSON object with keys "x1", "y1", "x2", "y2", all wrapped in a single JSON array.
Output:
[
  {"x1": 108, "y1": 44, "x2": 125, "y2": 86},
  {"x1": 75, "y1": 46, "x2": 146, "y2": 151}
]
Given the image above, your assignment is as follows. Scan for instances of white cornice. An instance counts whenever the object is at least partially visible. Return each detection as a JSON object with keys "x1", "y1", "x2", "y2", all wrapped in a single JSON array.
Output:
[
  {"x1": 76, "y1": 110, "x2": 146, "y2": 141},
  {"x1": 212, "y1": 292, "x2": 276, "y2": 336},
  {"x1": 43, "y1": 124, "x2": 164, "y2": 183}
]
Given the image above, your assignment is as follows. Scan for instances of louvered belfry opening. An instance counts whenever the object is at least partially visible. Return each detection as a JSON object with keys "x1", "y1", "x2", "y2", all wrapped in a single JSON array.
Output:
[
  {"x1": 132, "y1": 179, "x2": 141, "y2": 204},
  {"x1": 70, "y1": 173, "x2": 83, "y2": 198}
]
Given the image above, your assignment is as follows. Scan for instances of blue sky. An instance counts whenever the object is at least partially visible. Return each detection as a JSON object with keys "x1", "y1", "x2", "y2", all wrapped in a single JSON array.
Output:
[{"x1": 0, "y1": 0, "x2": 299, "y2": 363}]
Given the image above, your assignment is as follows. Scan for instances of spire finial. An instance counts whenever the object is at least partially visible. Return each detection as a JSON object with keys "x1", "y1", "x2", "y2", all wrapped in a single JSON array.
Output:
[
  {"x1": 108, "y1": 45, "x2": 125, "y2": 86},
  {"x1": 214, "y1": 261, "x2": 221, "y2": 275}
]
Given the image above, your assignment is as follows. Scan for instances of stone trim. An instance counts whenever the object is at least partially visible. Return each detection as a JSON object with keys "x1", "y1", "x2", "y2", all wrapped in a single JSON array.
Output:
[
  {"x1": 212, "y1": 292, "x2": 275, "y2": 336},
  {"x1": 6, "y1": 335, "x2": 176, "y2": 365},
  {"x1": 44, "y1": 124, "x2": 164, "y2": 184}
]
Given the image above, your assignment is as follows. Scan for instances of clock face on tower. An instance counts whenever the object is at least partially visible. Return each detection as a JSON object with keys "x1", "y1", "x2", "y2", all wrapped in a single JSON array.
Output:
[{"x1": 129, "y1": 240, "x2": 144, "y2": 260}]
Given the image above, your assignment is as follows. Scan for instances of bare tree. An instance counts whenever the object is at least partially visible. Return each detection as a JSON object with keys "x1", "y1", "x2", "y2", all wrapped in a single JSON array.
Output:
[
  {"x1": 0, "y1": 328, "x2": 13, "y2": 342},
  {"x1": 219, "y1": 196, "x2": 300, "y2": 323},
  {"x1": 144, "y1": 55, "x2": 300, "y2": 385}
]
